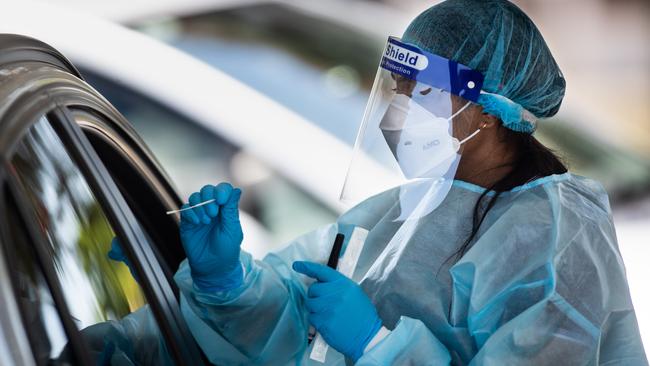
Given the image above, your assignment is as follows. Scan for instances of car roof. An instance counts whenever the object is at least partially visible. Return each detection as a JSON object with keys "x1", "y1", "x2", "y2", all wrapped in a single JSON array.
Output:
[
  {"x1": 0, "y1": 1, "x2": 351, "y2": 213},
  {"x1": 0, "y1": 34, "x2": 81, "y2": 79}
]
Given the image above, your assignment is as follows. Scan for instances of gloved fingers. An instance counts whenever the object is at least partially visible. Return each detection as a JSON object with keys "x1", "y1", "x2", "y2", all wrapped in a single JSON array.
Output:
[
  {"x1": 221, "y1": 188, "x2": 242, "y2": 221},
  {"x1": 292, "y1": 261, "x2": 341, "y2": 282},
  {"x1": 200, "y1": 185, "x2": 219, "y2": 218},
  {"x1": 305, "y1": 295, "x2": 332, "y2": 314},
  {"x1": 189, "y1": 192, "x2": 211, "y2": 225},
  {"x1": 307, "y1": 281, "x2": 325, "y2": 298},
  {"x1": 107, "y1": 237, "x2": 125, "y2": 261},
  {"x1": 307, "y1": 280, "x2": 342, "y2": 298},
  {"x1": 214, "y1": 182, "x2": 234, "y2": 205},
  {"x1": 307, "y1": 311, "x2": 329, "y2": 331},
  {"x1": 180, "y1": 203, "x2": 200, "y2": 225}
]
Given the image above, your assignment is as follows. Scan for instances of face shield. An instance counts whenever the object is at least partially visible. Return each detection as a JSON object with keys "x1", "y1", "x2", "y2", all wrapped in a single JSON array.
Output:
[{"x1": 341, "y1": 37, "x2": 485, "y2": 220}]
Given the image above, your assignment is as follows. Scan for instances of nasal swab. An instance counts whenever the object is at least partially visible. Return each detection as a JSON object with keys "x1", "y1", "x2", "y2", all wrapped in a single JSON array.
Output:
[{"x1": 166, "y1": 199, "x2": 216, "y2": 215}]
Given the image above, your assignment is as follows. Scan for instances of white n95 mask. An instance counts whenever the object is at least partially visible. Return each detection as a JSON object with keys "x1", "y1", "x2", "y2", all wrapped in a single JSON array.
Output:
[{"x1": 380, "y1": 95, "x2": 473, "y2": 180}]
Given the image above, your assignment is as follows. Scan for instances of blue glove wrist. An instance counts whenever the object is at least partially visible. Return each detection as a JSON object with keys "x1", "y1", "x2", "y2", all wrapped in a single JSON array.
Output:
[
  {"x1": 351, "y1": 317, "x2": 383, "y2": 361},
  {"x1": 192, "y1": 260, "x2": 243, "y2": 292}
]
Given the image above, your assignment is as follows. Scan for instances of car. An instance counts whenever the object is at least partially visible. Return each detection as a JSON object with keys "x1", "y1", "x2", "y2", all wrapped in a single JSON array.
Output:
[{"x1": 0, "y1": 33, "x2": 209, "y2": 365}]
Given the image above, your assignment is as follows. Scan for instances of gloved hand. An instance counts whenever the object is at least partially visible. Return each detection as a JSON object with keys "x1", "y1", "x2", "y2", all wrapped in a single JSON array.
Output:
[
  {"x1": 180, "y1": 183, "x2": 244, "y2": 291},
  {"x1": 107, "y1": 237, "x2": 139, "y2": 283},
  {"x1": 293, "y1": 261, "x2": 382, "y2": 362}
]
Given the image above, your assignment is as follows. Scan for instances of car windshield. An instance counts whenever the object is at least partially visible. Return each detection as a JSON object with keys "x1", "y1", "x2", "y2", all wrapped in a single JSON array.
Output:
[{"x1": 135, "y1": 3, "x2": 650, "y2": 203}]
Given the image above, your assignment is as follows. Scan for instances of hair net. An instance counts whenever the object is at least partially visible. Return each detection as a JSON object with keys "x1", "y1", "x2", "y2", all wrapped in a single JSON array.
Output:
[{"x1": 402, "y1": 0, "x2": 566, "y2": 133}]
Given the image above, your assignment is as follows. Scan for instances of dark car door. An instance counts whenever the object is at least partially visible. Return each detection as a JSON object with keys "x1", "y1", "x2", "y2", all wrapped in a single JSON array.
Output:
[{"x1": 0, "y1": 34, "x2": 205, "y2": 365}]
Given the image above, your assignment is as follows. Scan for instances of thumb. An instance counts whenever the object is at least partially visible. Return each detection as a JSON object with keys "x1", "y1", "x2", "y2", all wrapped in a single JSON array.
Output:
[{"x1": 292, "y1": 261, "x2": 340, "y2": 282}]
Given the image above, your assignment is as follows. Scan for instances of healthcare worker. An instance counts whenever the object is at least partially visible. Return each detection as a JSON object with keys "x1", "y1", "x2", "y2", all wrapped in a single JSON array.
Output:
[{"x1": 113, "y1": 0, "x2": 648, "y2": 365}]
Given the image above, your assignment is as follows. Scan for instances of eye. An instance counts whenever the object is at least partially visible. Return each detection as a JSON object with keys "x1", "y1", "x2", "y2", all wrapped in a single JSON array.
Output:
[{"x1": 419, "y1": 88, "x2": 432, "y2": 95}]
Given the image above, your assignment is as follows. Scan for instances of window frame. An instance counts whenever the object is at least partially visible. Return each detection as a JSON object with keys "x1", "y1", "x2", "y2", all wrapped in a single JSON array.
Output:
[
  {"x1": 0, "y1": 44, "x2": 204, "y2": 364},
  {"x1": 71, "y1": 107, "x2": 187, "y2": 279}
]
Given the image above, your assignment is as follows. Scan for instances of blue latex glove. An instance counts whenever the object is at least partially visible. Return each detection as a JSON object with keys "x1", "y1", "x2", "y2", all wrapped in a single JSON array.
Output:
[
  {"x1": 180, "y1": 183, "x2": 244, "y2": 291},
  {"x1": 107, "y1": 237, "x2": 139, "y2": 283},
  {"x1": 292, "y1": 261, "x2": 382, "y2": 361}
]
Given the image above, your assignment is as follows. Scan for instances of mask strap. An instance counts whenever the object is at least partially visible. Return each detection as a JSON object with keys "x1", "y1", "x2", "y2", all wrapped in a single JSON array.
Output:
[
  {"x1": 458, "y1": 122, "x2": 488, "y2": 145},
  {"x1": 448, "y1": 101, "x2": 472, "y2": 121}
]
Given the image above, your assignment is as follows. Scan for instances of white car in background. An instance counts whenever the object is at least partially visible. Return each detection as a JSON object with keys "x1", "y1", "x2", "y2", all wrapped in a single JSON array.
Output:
[{"x1": 5, "y1": 0, "x2": 649, "y2": 351}]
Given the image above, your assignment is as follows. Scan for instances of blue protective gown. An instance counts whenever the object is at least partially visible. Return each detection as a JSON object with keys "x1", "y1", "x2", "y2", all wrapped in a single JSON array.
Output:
[{"x1": 175, "y1": 173, "x2": 648, "y2": 365}]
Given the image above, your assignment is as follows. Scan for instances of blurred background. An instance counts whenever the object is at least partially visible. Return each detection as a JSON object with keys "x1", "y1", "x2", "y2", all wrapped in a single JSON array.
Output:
[{"x1": 12, "y1": 0, "x2": 649, "y2": 352}]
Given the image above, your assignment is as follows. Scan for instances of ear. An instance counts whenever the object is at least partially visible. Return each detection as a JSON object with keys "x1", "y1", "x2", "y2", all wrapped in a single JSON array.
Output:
[{"x1": 480, "y1": 113, "x2": 501, "y2": 129}]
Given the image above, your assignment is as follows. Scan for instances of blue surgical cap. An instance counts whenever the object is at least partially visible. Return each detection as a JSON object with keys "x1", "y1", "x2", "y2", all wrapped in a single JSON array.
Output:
[{"x1": 403, "y1": 0, "x2": 566, "y2": 133}]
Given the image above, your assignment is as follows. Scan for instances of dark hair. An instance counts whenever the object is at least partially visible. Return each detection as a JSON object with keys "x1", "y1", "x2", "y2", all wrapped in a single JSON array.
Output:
[{"x1": 449, "y1": 125, "x2": 568, "y2": 262}]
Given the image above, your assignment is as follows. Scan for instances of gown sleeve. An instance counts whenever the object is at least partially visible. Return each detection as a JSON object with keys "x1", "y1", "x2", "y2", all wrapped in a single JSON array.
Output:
[{"x1": 174, "y1": 223, "x2": 338, "y2": 365}]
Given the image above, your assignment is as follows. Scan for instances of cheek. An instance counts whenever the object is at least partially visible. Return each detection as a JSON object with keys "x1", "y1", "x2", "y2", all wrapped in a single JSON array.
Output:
[
  {"x1": 451, "y1": 111, "x2": 471, "y2": 139},
  {"x1": 452, "y1": 106, "x2": 482, "y2": 139}
]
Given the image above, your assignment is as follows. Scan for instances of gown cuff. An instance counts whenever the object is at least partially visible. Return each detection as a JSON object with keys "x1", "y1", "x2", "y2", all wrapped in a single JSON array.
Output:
[
  {"x1": 364, "y1": 326, "x2": 391, "y2": 353},
  {"x1": 356, "y1": 316, "x2": 451, "y2": 365}
]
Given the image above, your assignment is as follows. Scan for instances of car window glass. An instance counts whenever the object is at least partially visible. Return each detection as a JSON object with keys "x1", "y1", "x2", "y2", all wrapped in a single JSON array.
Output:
[
  {"x1": 81, "y1": 70, "x2": 337, "y2": 247},
  {"x1": 9, "y1": 115, "x2": 174, "y2": 365},
  {"x1": 3, "y1": 191, "x2": 71, "y2": 365}
]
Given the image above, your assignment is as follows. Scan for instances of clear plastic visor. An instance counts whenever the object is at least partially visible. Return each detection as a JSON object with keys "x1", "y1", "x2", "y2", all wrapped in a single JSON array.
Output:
[{"x1": 340, "y1": 66, "x2": 474, "y2": 208}]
